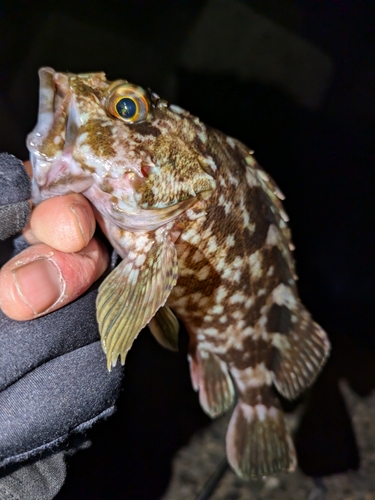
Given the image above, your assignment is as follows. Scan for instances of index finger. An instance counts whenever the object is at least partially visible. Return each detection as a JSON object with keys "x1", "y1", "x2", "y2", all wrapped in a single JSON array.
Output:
[{"x1": 24, "y1": 193, "x2": 96, "y2": 253}]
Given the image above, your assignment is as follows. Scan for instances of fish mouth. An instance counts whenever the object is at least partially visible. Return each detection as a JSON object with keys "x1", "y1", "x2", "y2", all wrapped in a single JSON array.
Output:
[
  {"x1": 27, "y1": 67, "x2": 71, "y2": 154},
  {"x1": 27, "y1": 68, "x2": 94, "y2": 203},
  {"x1": 27, "y1": 68, "x2": 144, "y2": 204},
  {"x1": 26, "y1": 68, "x2": 75, "y2": 199}
]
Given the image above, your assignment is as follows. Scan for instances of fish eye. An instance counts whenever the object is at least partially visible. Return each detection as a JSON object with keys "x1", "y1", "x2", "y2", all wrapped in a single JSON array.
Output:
[
  {"x1": 116, "y1": 97, "x2": 137, "y2": 120},
  {"x1": 105, "y1": 83, "x2": 150, "y2": 123}
]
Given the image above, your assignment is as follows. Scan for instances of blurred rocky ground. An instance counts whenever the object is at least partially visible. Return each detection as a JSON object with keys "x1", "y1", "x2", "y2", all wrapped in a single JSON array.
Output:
[{"x1": 164, "y1": 382, "x2": 375, "y2": 500}]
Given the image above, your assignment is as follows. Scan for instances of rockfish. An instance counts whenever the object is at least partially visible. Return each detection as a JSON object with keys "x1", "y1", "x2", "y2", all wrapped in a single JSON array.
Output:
[{"x1": 27, "y1": 67, "x2": 330, "y2": 479}]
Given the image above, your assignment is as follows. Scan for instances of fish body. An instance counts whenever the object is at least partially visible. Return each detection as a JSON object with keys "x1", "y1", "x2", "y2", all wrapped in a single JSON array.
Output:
[{"x1": 27, "y1": 68, "x2": 330, "y2": 479}]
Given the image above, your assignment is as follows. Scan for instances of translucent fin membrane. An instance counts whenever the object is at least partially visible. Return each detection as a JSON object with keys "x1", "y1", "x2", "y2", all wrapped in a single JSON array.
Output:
[
  {"x1": 226, "y1": 401, "x2": 296, "y2": 478},
  {"x1": 190, "y1": 349, "x2": 235, "y2": 418},
  {"x1": 148, "y1": 305, "x2": 180, "y2": 351},
  {"x1": 97, "y1": 235, "x2": 178, "y2": 370}
]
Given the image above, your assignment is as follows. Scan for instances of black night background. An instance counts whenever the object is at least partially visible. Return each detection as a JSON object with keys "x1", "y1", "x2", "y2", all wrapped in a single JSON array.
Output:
[{"x1": 0, "y1": 1, "x2": 374, "y2": 498}]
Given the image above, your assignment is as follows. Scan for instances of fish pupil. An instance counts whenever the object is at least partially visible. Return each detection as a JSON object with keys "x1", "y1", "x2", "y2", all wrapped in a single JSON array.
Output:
[{"x1": 116, "y1": 98, "x2": 137, "y2": 119}]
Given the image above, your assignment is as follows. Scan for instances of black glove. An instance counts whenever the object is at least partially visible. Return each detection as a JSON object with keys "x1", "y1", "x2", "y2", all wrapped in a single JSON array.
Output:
[
  {"x1": 0, "y1": 153, "x2": 124, "y2": 499},
  {"x1": 0, "y1": 153, "x2": 31, "y2": 241}
]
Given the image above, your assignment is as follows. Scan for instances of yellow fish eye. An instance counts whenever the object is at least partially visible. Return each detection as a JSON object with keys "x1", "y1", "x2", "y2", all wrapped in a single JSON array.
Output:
[{"x1": 105, "y1": 83, "x2": 150, "y2": 123}]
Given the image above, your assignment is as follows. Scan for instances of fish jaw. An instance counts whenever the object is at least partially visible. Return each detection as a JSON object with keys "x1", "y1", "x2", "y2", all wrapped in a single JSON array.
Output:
[
  {"x1": 27, "y1": 68, "x2": 93, "y2": 202},
  {"x1": 27, "y1": 67, "x2": 148, "y2": 207}
]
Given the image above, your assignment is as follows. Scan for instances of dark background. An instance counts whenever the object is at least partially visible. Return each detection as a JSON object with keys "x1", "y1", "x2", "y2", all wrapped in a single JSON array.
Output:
[{"x1": 0, "y1": 0, "x2": 374, "y2": 498}]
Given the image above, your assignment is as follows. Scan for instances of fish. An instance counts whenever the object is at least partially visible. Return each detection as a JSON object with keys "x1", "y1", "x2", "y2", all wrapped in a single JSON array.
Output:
[{"x1": 27, "y1": 67, "x2": 330, "y2": 479}]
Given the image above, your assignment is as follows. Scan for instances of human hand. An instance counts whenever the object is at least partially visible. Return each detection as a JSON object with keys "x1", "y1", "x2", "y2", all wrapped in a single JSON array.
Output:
[
  {"x1": 0, "y1": 153, "x2": 123, "y2": 482},
  {"x1": 0, "y1": 164, "x2": 109, "y2": 320}
]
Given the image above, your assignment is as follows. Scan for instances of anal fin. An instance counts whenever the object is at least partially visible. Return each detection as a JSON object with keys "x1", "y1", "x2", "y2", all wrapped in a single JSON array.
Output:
[{"x1": 189, "y1": 348, "x2": 235, "y2": 418}]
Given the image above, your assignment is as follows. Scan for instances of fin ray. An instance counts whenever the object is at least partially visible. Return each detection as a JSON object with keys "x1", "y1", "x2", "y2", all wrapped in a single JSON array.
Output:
[
  {"x1": 148, "y1": 305, "x2": 180, "y2": 351},
  {"x1": 271, "y1": 303, "x2": 330, "y2": 400},
  {"x1": 226, "y1": 400, "x2": 296, "y2": 478},
  {"x1": 97, "y1": 233, "x2": 178, "y2": 370},
  {"x1": 191, "y1": 349, "x2": 235, "y2": 418}
]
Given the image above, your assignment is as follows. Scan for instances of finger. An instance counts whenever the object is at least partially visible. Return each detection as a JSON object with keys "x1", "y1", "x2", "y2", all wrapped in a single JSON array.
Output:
[
  {"x1": 24, "y1": 160, "x2": 32, "y2": 177},
  {"x1": 0, "y1": 237, "x2": 109, "y2": 321},
  {"x1": 24, "y1": 194, "x2": 96, "y2": 252}
]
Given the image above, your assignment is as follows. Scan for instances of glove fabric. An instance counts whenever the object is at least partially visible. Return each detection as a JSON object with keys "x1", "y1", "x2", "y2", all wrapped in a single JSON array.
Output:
[{"x1": 0, "y1": 153, "x2": 124, "y2": 499}]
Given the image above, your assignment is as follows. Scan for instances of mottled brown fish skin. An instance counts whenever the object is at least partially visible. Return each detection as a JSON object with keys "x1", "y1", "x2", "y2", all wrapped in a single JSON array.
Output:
[
  {"x1": 165, "y1": 126, "x2": 330, "y2": 477},
  {"x1": 27, "y1": 68, "x2": 330, "y2": 480}
]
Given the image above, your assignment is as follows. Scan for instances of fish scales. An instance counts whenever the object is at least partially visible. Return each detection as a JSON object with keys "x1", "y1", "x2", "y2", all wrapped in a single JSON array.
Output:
[{"x1": 27, "y1": 68, "x2": 330, "y2": 479}]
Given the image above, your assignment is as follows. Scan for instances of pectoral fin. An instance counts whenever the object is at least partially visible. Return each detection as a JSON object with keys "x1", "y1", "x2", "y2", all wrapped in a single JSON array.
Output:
[
  {"x1": 148, "y1": 306, "x2": 179, "y2": 351},
  {"x1": 96, "y1": 233, "x2": 178, "y2": 370}
]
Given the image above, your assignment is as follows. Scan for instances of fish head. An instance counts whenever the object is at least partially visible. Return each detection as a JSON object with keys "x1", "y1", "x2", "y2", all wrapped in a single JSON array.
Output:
[{"x1": 27, "y1": 67, "x2": 216, "y2": 231}]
